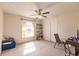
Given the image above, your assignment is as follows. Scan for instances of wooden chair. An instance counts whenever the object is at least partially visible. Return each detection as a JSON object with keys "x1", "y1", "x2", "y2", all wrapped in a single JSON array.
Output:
[{"x1": 54, "y1": 33, "x2": 65, "y2": 48}]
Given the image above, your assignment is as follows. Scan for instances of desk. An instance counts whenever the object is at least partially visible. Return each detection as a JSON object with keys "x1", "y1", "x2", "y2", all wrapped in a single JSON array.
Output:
[{"x1": 65, "y1": 37, "x2": 79, "y2": 56}]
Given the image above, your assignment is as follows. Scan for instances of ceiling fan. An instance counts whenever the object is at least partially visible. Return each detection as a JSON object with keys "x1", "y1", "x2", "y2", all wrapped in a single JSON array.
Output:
[
  {"x1": 30, "y1": 3, "x2": 50, "y2": 18},
  {"x1": 34, "y1": 8, "x2": 50, "y2": 18}
]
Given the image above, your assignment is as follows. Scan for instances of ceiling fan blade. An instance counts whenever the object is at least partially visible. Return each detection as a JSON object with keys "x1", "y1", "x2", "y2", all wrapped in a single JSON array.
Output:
[
  {"x1": 42, "y1": 12, "x2": 50, "y2": 14},
  {"x1": 42, "y1": 15, "x2": 47, "y2": 18},
  {"x1": 34, "y1": 9, "x2": 41, "y2": 15},
  {"x1": 31, "y1": 14, "x2": 38, "y2": 16},
  {"x1": 38, "y1": 9, "x2": 42, "y2": 15}
]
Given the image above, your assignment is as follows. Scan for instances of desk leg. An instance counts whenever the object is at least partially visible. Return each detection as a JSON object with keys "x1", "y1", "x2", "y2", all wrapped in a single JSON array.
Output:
[
  {"x1": 75, "y1": 47, "x2": 78, "y2": 56},
  {"x1": 64, "y1": 44, "x2": 67, "y2": 56}
]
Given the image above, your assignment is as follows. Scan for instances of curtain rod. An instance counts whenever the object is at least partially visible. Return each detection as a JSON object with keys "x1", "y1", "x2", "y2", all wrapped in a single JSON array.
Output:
[{"x1": 20, "y1": 18, "x2": 36, "y2": 22}]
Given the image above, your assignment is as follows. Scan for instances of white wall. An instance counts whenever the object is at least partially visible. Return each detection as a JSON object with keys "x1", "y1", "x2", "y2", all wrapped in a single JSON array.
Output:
[
  {"x1": 4, "y1": 13, "x2": 36, "y2": 44},
  {"x1": 4, "y1": 13, "x2": 22, "y2": 44},
  {"x1": 43, "y1": 13, "x2": 79, "y2": 42},
  {"x1": 0, "y1": 8, "x2": 3, "y2": 54},
  {"x1": 43, "y1": 3, "x2": 79, "y2": 42}
]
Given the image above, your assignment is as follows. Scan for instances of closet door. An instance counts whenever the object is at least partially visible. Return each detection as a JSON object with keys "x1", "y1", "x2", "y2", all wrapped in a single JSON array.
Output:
[{"x1": 57, "y1": 14, "x2": 77, "y2": 39}]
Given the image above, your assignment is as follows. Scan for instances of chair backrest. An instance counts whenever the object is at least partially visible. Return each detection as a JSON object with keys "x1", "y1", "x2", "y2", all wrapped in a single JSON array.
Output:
[{"x1": 54, "y1": 33, "x2": 61, "y2": 43}]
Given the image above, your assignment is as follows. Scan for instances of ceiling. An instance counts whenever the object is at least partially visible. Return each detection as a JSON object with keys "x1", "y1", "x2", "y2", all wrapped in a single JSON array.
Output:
[
  {"x1": 0, "y1": 2, "x2": 79, "y2": 19},
  {"x1": 0, "y1": 2, "x2": 56, "y2": 19}
]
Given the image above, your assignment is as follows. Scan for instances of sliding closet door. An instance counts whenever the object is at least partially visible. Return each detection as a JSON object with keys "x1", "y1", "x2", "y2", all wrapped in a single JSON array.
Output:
[{"x1": 57, "y1": 13, "x2": 77, "y2": 39}]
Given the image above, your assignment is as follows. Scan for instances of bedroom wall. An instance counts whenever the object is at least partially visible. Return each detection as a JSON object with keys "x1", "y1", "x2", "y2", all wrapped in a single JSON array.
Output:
[
  {"x1": 4, "y1": 13, "x2": 34, "y2": 44},
  {"x1": 43, "y1": 3, "x2": 79, "y2": 42},
  {"x1": 0, "y1": 8, "x2": 3, "y2": 54},
  {"x1": 43, "y1": 13, "x2": 79, "y2": 42},
  {"x1": 3, "y1": 13, "x2": 42, "y2": 44},
  {"x1": 3, "y1": 13, "x2": 22, "y2": 44}
]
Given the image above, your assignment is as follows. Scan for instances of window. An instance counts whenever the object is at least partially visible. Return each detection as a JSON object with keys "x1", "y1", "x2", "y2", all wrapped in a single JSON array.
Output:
[{"x1": 22, "y1": 21, "x2": 34, "y2": 38}]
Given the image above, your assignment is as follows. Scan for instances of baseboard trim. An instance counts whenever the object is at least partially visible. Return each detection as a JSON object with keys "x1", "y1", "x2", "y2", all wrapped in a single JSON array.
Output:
[{"x1": 16, "y1": 40, "x2": 36, "y2": 45}]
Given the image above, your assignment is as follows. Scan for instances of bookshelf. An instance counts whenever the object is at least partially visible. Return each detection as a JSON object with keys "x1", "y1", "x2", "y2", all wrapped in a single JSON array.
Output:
[{"x1": 36, "y1": 24, "x2": 43, "y2": 40}]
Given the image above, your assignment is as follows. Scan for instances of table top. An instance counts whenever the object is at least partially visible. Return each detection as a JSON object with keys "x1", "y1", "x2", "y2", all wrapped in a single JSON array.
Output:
[{"x1": 65, "y1": 38, "x2": 79, "y2": 47}]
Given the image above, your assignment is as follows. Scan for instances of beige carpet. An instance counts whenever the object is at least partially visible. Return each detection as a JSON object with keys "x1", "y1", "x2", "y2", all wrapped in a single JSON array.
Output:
[{"x1": 1, "y1": 40, "x2": 65, "y2": 56}]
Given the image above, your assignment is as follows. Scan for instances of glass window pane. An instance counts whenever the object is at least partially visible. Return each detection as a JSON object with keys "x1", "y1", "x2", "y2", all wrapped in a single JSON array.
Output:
[{"x1": 22, "y1": 21, "x2": 34, "y2": 38}]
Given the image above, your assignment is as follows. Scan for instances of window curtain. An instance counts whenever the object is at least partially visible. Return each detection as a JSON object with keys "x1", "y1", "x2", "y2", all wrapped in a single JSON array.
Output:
[{"x1": 21, "y1": 19, "x2": 36, "y2": 39}]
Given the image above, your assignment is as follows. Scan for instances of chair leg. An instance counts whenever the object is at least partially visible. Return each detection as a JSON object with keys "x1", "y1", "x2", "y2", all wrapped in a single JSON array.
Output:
[
  {"x1": 64, "y1": 44, "x2": 67, "y2": 56},
  {"x1": 64, "y1": 44, "x2": 70, "y2": 56},
  {"x1": 68, "y1": 45, "x2": 71, "y2": 56},
  {"x1": 54, "y1": 42, "x2": 57, "y2": 48}
]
